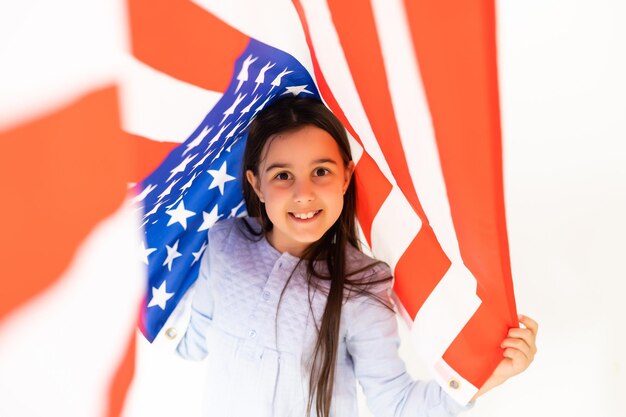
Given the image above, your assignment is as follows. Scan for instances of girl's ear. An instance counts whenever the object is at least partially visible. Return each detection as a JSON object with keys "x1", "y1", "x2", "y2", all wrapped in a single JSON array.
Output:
[
  {"x1": 342, "y1": 160, "x2": 355, "y2": 194},
  {"x1": 246, "y1": 169, "x2": 265, "y2": 203}
]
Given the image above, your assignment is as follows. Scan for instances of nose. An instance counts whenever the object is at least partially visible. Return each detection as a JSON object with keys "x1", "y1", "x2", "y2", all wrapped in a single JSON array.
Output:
[{"x1": 293, "y1": 178, "x2": 315, "y2": 203}]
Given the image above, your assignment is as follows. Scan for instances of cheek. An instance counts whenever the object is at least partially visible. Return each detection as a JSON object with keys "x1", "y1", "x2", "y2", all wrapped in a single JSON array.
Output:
[
  {"x1": 324, "y1": 189, "x2": 346, "y2": 215},
  {"x1": 262, "y1": 187, "x2": 289, "y2": 214},
  {"x1": 263, "y1": 185, "x2": 286, "y2": 201}
]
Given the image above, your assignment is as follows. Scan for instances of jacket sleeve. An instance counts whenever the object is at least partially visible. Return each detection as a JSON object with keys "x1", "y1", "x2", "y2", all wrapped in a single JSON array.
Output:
[
  {"x1": 345, "y1": 275, "x2": 474, "y2": 417},
  {"x1": 175, "y1": 233, "x2": 215, "y2": 361}
]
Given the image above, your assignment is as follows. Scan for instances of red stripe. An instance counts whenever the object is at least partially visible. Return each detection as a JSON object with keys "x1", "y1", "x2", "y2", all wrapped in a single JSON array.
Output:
[
  {"x1": 353, "y1": 155, "x2": 392, "y2": 243},
  {"x1": 0, "y1": 86, "x2": 131, "y2": 320},
  {"x1": 325, "y1": 0, "x2": 428, "y2": 220},
  {"x1": 393, "y1": 228, "x2": 451, "y2": 318},
  {"x1": 128, "y1": 0, "x2": 249, "y2": 92},
  {"x1": 129, "y1": 134, "x2": 179, "y2": 184},
  {"x1": 291, "y1": 0, "x2": 393, "y2": 244},
  {"x1": 106, "y1": 327, "x2": 137, "y2": 417},
  {"x1": 293, "y1": 0, "x2": 454, "y2": 318},
  {"x1": 404, "y1": 0, "x2": 517, "y2": 385},
  {"x1": 291, "y1": 0, "x2": 452, "y2": 318}
]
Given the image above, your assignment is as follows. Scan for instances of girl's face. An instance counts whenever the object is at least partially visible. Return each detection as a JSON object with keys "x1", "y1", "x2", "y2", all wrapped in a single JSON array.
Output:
[{"x1": 246, "y1": 125, "x2": 355, "y2": 257}]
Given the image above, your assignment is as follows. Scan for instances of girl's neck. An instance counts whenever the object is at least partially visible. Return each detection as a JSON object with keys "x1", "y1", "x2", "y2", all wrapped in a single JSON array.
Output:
[{"x1": 266, "y1": 229, "x2": 307, "y2": 258}]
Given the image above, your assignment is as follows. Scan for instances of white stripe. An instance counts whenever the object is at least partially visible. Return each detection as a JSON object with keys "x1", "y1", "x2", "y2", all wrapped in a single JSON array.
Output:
[
  {"x1": 193, "y1": 0, "x2": 314, "y2": 77},
  {"x1": 347, "y1": 131, "x2": 364, "y2": 165},
  {"x1": 370, "y1": 187, "x2": 422, "y2": 271},
  {"x1": 192, "y1": 0, "x2": 364, "y2": 170},
  {"x1": 0, "y1": 200, "x2": 145, "y2": 417},
  {"x1": 299, "y1": 0, "x2": 426, "y2": 274},
  {"x1": 298, "y1": 0, "x2": 396, "y2": 184},
  {"x1": 0, "y1": 0, "x2": 126, "y2": 131},
  {"x1": 123, "y1": 285, "x2": 207, "y2": 417},
  {"x1": 407, "y1": 263, "x2": 481, "y2": 402},
  {"x1": 431, "y1": 357, "x2": 478, "y2": 405},
  {"x1": 371, "y1": 0, "x2": 482, "y2": 403},
  {"x1": 407, "y1": 262, "x2": 480, "y2": 361},
  {"x1": 119, "y1": 57, "x2": 223, "y2": 143},
  {"x1": 370, "y1": 0, "x2": 466, "y2": 265}
]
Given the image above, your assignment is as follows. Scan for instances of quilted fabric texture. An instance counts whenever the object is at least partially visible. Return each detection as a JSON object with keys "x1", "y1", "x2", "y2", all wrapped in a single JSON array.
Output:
[{"x1": 176, "y1": 217, "x2": 472, "y2": 417}]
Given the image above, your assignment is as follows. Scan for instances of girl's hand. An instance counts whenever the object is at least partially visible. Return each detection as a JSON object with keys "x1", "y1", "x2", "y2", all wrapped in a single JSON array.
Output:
[{"x1": 471, "y1": 314, "x2": 538, "y2": 401}]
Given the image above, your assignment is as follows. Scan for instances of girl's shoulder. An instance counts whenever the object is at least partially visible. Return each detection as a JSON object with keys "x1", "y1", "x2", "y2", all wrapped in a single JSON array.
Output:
[
  {"x1": 206, "y1": 217, "x2": 235, "y2": 250},
  {"x1": 207, "y1": 217, "x2": 263, "y2": 253},
  {"x1": 345, "y1": 244, "x2": 391, "y2": 277},
  {"x1": 344, "y1": 244, "x2": 393, "y2": 299}
]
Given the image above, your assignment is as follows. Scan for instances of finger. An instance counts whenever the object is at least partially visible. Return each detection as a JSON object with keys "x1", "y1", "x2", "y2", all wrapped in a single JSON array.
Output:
[
  {"x1": 508, "y1": 328, "x2": 537, "y2": 354},
  {"x1": 501, "y1": 337, "x2": 533, "y2": 358},
  {"x1": 508, "y1": 327, "x2": 533, "y2": 340},
  {"x1": 503, "y1": 347, "x2": 529, "y2": 363},
  {"x1": 518, "y1": 314, "x2": 538, "y2": 335}
]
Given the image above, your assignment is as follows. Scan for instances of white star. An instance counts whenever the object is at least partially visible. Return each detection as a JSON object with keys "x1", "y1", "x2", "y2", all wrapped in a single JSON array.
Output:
[
  {"x1": 147, "y1": 281, "x2": 174, "y2": 310},
  {"x1": 180, "y1": 171, "x2": 200, "y2": 193},
  {"x1": 165, "y1": 200, "x2": 196, "y2": 230},
  {"x1": 282, "y1": 85, "x2": 314, "y2": 96},
  {"x1": 207, "y1": 161, "x2": 236, "y2": 195},
  {"x1": 143, "y1": 201, "x2": 164, "y2": 219},
  {"x1": 198, "y1": 204, "x2": 223, "y2": 232},
  {"x1": 191, "y1": 241, "x2": 208, "y2": 265},
  {"x1": 139, "y1": 241, "x2": 157, "y2": 265},
  {"x1": 162, "y1": 240, "x2": 182, "y2": 271},
  {"x1": 269, "y1": 67, "x2": 293, "y2": 93},
  {"x1": 183, "y1": 125, "x2": 212, "y2": 156},
  {"x1": 253, "y1": 94, "x2": 275, "y2": 118},
  {"x1": 235, "y1": 54, "x2": 258, "y2": 93},
  {"x1": 229, "y1": 200, "x2": 245, "y2": 218},
  {"x1": 207, "y1": 123, "x2": 229, "y2": 150},
  {"x1": 225, "y1": 121, "x2": 244, "y2": 140},
  {"x1": 237, "y1": 95, "x2": 261, "y2": 121},
  {"x1": 221, "y1": 93, "x2": 246, "y2": 125},
  {"x1": 226, "y1": 137, "x2": 240, "y2": 153},
  {"x1": 167, "y1": 154, "x2": 197, "y2": 182},
  {"x1": 157, "y1": 178, "x2": 181, "y2": 202},
  {"x1": 253, "y1": 61, "x2": 275, "y2": 93},
  {"x1": 211, "y1": 147, "x2": 225, "y2": 164},
  {"x1": 165, "y1": 194, "x2": 183, "y2": 210},
  {"x1": 131, "y1": 184, "x2": 157, "y2": 204},
  {"x1": 191, "y1": 151, "x2": 213, "y2": 172}
]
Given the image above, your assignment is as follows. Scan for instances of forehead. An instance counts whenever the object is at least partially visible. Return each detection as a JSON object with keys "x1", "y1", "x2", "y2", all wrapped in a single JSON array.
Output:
[{"x1": 260, "y1": 125, "x2": 343, "y2": 165}]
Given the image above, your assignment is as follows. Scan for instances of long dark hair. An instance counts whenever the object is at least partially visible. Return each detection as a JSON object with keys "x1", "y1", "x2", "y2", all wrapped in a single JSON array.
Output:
[{"x1": 241, "y1": 96, "x2": 393, "y2": 417}]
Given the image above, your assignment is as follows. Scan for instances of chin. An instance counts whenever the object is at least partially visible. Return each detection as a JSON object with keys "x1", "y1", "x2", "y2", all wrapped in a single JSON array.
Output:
[{"x1": 294, "y1": 232, "x2": 326, "y2": 245}]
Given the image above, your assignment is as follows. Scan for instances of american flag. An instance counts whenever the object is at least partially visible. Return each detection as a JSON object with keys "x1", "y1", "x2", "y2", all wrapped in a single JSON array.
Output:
[
  {"x1": 136, "y1": 39, "x2": 323, "y2": 342},
  {"x1": 0, "y1": 0, "x2": 517, "y2": 416}
]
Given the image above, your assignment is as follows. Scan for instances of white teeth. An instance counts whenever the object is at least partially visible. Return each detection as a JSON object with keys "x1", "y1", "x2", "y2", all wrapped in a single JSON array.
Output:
[{"x1": 292, "y1": 210, "x2": 320, "y2": 219}]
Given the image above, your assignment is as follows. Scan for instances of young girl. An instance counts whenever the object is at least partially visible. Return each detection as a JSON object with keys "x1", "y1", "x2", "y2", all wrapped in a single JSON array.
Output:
[{"x1": 176, "y1": 96, "x2": 538, "y2": 417}]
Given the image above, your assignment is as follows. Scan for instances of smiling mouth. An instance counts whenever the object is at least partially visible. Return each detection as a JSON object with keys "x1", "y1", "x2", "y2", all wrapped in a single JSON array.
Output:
[{"x1": 289, "y1": 209, "x2": 322, "y2": 220}]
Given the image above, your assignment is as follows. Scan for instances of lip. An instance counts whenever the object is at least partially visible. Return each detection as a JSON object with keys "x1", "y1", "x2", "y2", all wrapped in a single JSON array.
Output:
[{"x1": 289, "y1": 209, "x2": 322, "y2": 222}]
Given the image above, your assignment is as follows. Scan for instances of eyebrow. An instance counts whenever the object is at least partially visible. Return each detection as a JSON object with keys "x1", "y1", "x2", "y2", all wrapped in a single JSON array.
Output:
[{"x1": 265, "y1": 159, "x2": 338, "y2": 172}]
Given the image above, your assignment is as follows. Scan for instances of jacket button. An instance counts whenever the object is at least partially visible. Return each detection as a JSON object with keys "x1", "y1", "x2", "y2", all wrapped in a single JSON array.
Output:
[
  {"x1": 249, "y1": 330, "x2": 257, "y2": 338},
  {"x1": 165, "y1": 327, "x2": 177, "y2": 339},
  {"x1": 262, "y1": 291, "x2": 271, "y2": 301}
]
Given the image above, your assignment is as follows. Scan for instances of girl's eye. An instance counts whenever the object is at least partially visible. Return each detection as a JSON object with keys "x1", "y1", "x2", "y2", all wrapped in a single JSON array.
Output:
[
  {"x1": 314, "y1": 168, "x2": 330, "y2": 177},
  {"x1": 275, "y1": 172, "x2": 291, "y2": 181}
]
